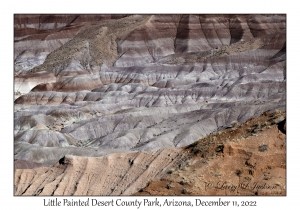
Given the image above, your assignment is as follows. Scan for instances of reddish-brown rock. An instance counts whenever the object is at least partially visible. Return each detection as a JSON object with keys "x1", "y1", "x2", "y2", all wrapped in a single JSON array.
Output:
[
  {"x1": 14, "y1": 14, "x2": 286, "y2": 196},
  {"x1": 14, "y1": 111, "x2": 286, "y2": 196}
]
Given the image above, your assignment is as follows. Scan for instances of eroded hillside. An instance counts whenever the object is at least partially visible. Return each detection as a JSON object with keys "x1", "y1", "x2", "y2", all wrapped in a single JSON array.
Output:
[
  {"x1": 14, "y1": 14, "x2": 286, "y2": 196},
  {"x1": 14, "y1": 110, "x2": 286, "y2": 195}
]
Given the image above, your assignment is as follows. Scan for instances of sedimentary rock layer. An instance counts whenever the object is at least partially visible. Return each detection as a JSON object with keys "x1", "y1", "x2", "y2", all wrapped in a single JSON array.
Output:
[
  {"x1": 14, "y1": 148, "x2": 190, "y2": 196},
  {"x1": 135, "y1": 111, "x2": 286, "y2": 196},
  {"x1": 14, "y1": 111, "x2": 286, "y2": 196},
  {"x1": 14, "y1": 14, "x2": 286, "y2": 190}
]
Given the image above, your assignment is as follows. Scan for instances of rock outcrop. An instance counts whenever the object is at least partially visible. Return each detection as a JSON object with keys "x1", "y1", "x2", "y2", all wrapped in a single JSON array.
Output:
[
  {"x1": 135, "y1": 111, "x2": 286, "y2": 196},
  {"x1": 14, "y1": 111, "x2": 286, "y2": 196},
  {"x1": 14, "y1": 14, "x2": 286, "y2": 196}
]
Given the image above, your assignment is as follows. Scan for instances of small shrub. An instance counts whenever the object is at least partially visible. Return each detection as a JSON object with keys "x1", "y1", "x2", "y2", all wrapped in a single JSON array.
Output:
[
  {"x1": 167, "y1": 169, "x2": 175, "y2": 174},
  {"x1": 231, "y1": 120, "x2": 239, "y2": 127},
  {"x1": 179, "y1": 181, "x2": 187, "y2": 185},
  {"x1": 259, "y1": 144, "x2": 268, "y2": 152},
  {"x1": 236, "y1": 169, "x2": 243, "y2": 177},
  {"x1": 244, "y1": 176, "x2": 252, "y2": 181},
  {"x1": 215, "y1": 144, "x2": 224, "y2": 153},
  {"x1": 192, "y1": 147, "x2": 202, "y2": 155}
]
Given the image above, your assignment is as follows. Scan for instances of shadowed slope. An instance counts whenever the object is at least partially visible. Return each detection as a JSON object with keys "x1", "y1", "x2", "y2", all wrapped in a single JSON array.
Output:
[
  {"x1": 14, "y1": 111, "x2": 286, "y2": 196},
  {"x1": 14, "y1": 14, "x2": 286, "y2": 178}
]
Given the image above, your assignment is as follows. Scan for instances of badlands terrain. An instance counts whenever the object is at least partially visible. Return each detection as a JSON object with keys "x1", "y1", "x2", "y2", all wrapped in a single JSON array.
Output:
[{"x1": 14, "y1": 14, "x2": 286, "y2": 196}]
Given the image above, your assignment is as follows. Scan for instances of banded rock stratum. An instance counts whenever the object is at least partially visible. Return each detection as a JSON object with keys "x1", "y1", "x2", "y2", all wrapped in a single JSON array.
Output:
[{"x1": 14, "y1": 14, "x2": 286, "y2": 196}]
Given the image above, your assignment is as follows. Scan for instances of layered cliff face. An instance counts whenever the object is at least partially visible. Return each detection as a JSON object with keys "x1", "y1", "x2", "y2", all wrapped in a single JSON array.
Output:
[{"x1": 14, "y1": 14, "x2": 286, "y2": 195}]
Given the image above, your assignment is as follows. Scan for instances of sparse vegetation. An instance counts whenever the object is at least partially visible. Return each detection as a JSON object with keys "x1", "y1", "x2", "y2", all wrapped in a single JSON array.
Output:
[
  {"x1": 231, "y1": 120, "x2": 239, "y2": 128},
  {"x1": 167, "y1": 169, "x2": 175, "y2": 174},
  {"x1": 236, "y1": 169, "x2": 243, "y2": 177},
  {"x1": 258, "y1": 144, "x2": 268, "y2": 152},
  {"x1": 14, "y1": 15, "x2": 286, "y2": 197},
  {"x1": 244, "y1": 176, "x2": 252, "y2": 181},
  {"x1": 215, "y1": 144, "x2": 224, "y2": 153},
  {"x1": 179, "y1": 180, "x2": 187, "y2": 185}
]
